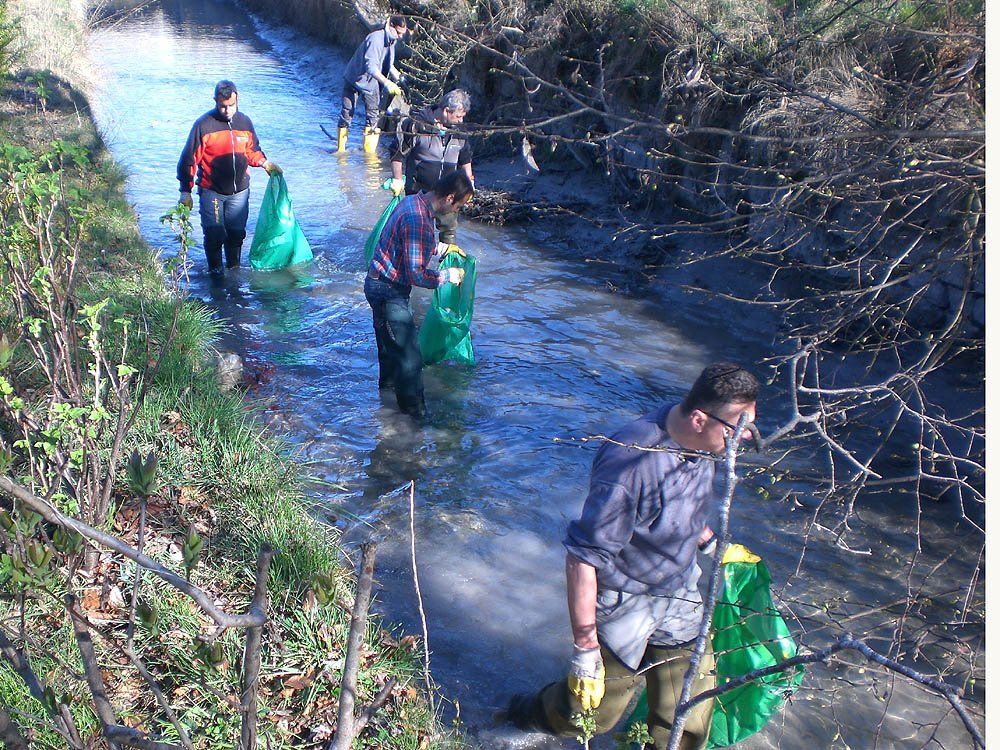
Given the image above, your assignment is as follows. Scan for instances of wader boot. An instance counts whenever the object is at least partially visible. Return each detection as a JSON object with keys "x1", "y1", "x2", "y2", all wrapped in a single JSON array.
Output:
[
  {"x1": 337, "y1": 127, "x2": 348, "y2": 152},
  {"x1": 363, "y1": 126, "x2": 380, "y2": 153}
]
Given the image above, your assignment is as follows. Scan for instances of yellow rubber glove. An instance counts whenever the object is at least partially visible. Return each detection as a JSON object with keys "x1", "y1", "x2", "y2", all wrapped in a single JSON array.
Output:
[
  {"x1": 179, "y1": 192, "x2": 193, "y2": 209},
  {"x1": 722, "y1": 543, "x2": 761, "y2": 565},
  {"x1": 443, "y1": 243, "x2": 466, "y2": 258},
  {"x1": 387, "y1": 82, "x2": 402, "y2": 97},
  {"x1": 568, "y1": 645, "x2": 605, "y2": 710},
  {"x1": 264, "y1": 160, "x2": 283, "y2": 175}
]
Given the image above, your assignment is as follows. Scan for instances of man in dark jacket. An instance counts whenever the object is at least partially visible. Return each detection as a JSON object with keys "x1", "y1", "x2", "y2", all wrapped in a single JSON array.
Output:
[
  {"x1": 177, "y1": 80, "x2": 281, "y2": 277},
  {"x1": 338, "y1": 16, "x2": 408, "y2": 153},
  {"x1": 389, "y1": 89, "x2": 473, "y2": 245},
  {"x1": 506, "y1": 363, "x2": 761, "y2": 750}
]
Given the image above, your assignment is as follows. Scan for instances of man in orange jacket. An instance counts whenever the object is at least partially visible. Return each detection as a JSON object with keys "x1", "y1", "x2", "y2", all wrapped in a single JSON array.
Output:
[{"x1": 177, "y1": 80, "x2": 281, "y2": 278}]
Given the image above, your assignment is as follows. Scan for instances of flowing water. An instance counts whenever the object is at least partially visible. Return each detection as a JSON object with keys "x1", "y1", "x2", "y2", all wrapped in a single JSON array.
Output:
[{"x1": 87, "y1": 1, "x2": 983, "y2": 746}]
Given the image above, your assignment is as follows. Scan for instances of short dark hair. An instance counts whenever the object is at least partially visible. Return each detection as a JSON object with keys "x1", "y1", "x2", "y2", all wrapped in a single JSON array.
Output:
[
  {"x1": 389, "y1": 14, "x2": 406, "y2": 28},
  {"x1": 214, "y1": 80, "x2": 238, "y2": 100},
  {"x1": 431, "y1": 171, "x2": 474, "y2": 202},
  {"x1": 681, "y1": 362, "x2": 759, "y2": 415}
]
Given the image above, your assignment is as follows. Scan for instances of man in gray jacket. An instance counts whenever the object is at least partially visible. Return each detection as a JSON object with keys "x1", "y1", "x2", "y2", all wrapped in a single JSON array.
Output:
[
  {"x1": 337, "y1": 16, "x2": 407, "y2": 153},
  {"x1": 506, "y1": 362, "x2": 760, "y2": 750},
  {"x1": 389, "y1": 89, "x2": 473, "y2": 245}
]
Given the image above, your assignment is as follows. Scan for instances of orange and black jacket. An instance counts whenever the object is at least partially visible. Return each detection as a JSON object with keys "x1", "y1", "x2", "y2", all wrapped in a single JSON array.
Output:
[{"x1": 177, "y1": 110, "x2": 267, "y2": 196}]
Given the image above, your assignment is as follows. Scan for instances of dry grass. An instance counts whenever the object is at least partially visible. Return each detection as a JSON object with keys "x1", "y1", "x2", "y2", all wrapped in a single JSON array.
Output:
[{"x1": 7, "y1": 0, "x2": 93, "y2": 83}]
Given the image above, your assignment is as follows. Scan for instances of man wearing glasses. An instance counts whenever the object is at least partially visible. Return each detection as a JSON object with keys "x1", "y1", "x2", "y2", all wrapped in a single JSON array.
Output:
[{"x1": 506, "y1": 362, "x2": 759, "y2": 750}]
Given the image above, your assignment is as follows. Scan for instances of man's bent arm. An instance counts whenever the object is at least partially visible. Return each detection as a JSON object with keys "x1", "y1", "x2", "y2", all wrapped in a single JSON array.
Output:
[{"x1": 566, "y1": 553, "x2": 599, "y2": 650}]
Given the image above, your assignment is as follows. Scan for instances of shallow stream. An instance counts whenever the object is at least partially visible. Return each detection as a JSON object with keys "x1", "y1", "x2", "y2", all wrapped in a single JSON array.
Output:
[{"x1": 87, "y1": 2, "x2": 982, "y2": 746}]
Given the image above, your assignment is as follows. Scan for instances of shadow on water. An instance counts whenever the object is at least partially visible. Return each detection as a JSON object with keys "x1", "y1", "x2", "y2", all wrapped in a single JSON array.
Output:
[{"x1": 88, "y1": 1, "x2": 983, "y2": 746}]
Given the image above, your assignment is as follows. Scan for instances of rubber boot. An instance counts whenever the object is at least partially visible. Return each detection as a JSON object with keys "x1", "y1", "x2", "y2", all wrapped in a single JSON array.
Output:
[
  {"x1": 337, "y1": 127, "x2": 348, "y2": 152},
  {"x1": 363, "y1": 126, "x2": 380, "y2": 153}
]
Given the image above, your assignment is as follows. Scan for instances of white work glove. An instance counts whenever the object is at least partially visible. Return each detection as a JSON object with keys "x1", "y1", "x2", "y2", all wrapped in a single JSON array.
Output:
[
  {"x1": 389, "y1": 177, "x2": 406, "y2": 197},
  {"x1": 179, "y1": 192, "x2": 193, "y2": 209},
  {"x1": 568, "y1": 645, "x2": 605, "y2": 710},
  {"x1": 435, "y1": 242, "x2": 449, "y2": 258},
  {"x1": 439, "y1": 267, "x2": 465, "y2": 286}
]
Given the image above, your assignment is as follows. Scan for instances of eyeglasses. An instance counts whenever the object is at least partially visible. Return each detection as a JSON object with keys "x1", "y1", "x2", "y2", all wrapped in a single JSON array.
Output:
[{"x1": 703, "y1": 411, "x2": 740, "y2": 433}]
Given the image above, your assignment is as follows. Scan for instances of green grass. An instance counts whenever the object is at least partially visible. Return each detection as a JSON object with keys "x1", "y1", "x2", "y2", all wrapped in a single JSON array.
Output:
[{"x1": 0, "y1": 18, "x2": 454, "y2": 750}]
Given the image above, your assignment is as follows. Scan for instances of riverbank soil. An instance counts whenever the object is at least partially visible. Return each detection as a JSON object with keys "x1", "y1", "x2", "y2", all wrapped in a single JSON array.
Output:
[{"x1": 0, "y1": 36, "x2": 454, "y2": 750}]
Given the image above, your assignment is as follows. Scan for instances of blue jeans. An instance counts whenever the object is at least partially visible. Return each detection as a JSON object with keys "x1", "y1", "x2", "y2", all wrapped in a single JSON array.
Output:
[
  {"x1": 364, "y1": 275, "x2": 426, "y2": 418},
  {"x1": 199, "y1": 187, "x2": 250, "y2": 273}
]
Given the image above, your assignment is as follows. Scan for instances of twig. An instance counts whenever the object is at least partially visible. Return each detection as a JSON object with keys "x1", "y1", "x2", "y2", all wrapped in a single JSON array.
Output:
[
  {"x1": 353, "y1": 676, "x2": 399, "y2": 735},
  {"x1": 0, "y1": 476, "x2": 265, "y2": 628},
  {"x1": 408, "y1": 480, "x2": 433, "y2": 703},
  {"x1": 330, "y1": 542, "x2": 379, "y2": 750},
  {"x1": 62, "y1": 600, "x2": 195, "y2": 750},
  {"x1": 126, "y1": 496, "x2": 147, "y2": 652},
  {"x1": 68, "y1": 594, "x2": 182, "y2": 750},
  {"x1": 240, "y1": 545, "x2": 276, "y2": 750},
  {"x1": 666, "y1": 412, "x2": 748, "y2": 750},
  {"x1": 674, "y1": 634, "x2": 984, "y2": 749},
  {"x1": 0, "y1": 705, "x2": 29, "y2": 750},
  {"x1": 0, "y1": 628, "x2": 84, "y2": 748}
]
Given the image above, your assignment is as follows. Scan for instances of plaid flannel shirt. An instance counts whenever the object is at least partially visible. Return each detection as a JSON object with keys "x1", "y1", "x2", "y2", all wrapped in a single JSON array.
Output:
[{"x1": 369, "y1": 192, "x2": 442, "y2": 289}]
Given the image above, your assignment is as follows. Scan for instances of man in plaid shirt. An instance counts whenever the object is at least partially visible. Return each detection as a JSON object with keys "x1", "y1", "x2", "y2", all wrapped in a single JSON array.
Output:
[{"x1": 364, "y1": 171, "x2": 474, "y2": 418}]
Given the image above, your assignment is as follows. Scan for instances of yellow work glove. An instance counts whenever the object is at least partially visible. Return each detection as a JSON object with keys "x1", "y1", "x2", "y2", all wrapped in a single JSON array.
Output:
[
  {"x1": 389, "y1": 177, "x2": 406, "y2": 196},
  {"x1": 264, "y1": 160, "x2": 283, "y2": 175},
  {"x1": 443, "y1": 243, "x2": 466, "y2": 258},
  {"x1": 568, "y1": 645, "x2": 605, "y2": 710},
  {"x1": 179, "y1": 192, "x2": 193, "y2": 209},
  {"x1": 722, "y1": 543, "x2": 761, "y2": 565},
  {"x1": 387, "y1": 82, "x2": 403, "y2": 97}
]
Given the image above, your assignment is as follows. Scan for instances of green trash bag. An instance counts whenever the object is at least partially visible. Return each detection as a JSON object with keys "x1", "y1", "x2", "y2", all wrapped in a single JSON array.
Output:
[
  {"x1": 364, "y1": 180, "x2": 402, "y2": 265},
  {"x1": 249, "y1": 174, "x2": 313, "y2": 270},
  {"x1": 418, "y1": 247, "x2": 476, "y2": 366},
  {"x1": 626, "y1": 545, "x2": 802, "y2": 748}
]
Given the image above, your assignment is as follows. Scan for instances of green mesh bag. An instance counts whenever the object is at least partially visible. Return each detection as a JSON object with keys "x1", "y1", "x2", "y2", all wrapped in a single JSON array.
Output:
[
  {"x1": 249, "y1": 174, "x2": 313, "y2": 270},
  {"x1": 418, "y1": 247, "x2": 476, "y2": 366},
  {"x1": 626, "y1": 546, "x2": 802, "y2": 748},
  {"x1": 365, "y1": 182, "x2": 402, "y2": 264}
]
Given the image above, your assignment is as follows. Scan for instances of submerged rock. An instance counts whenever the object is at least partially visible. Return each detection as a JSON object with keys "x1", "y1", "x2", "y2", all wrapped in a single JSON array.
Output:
[{"x1": 215, "y1": 351, "x2": 243, "y2": 391}]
